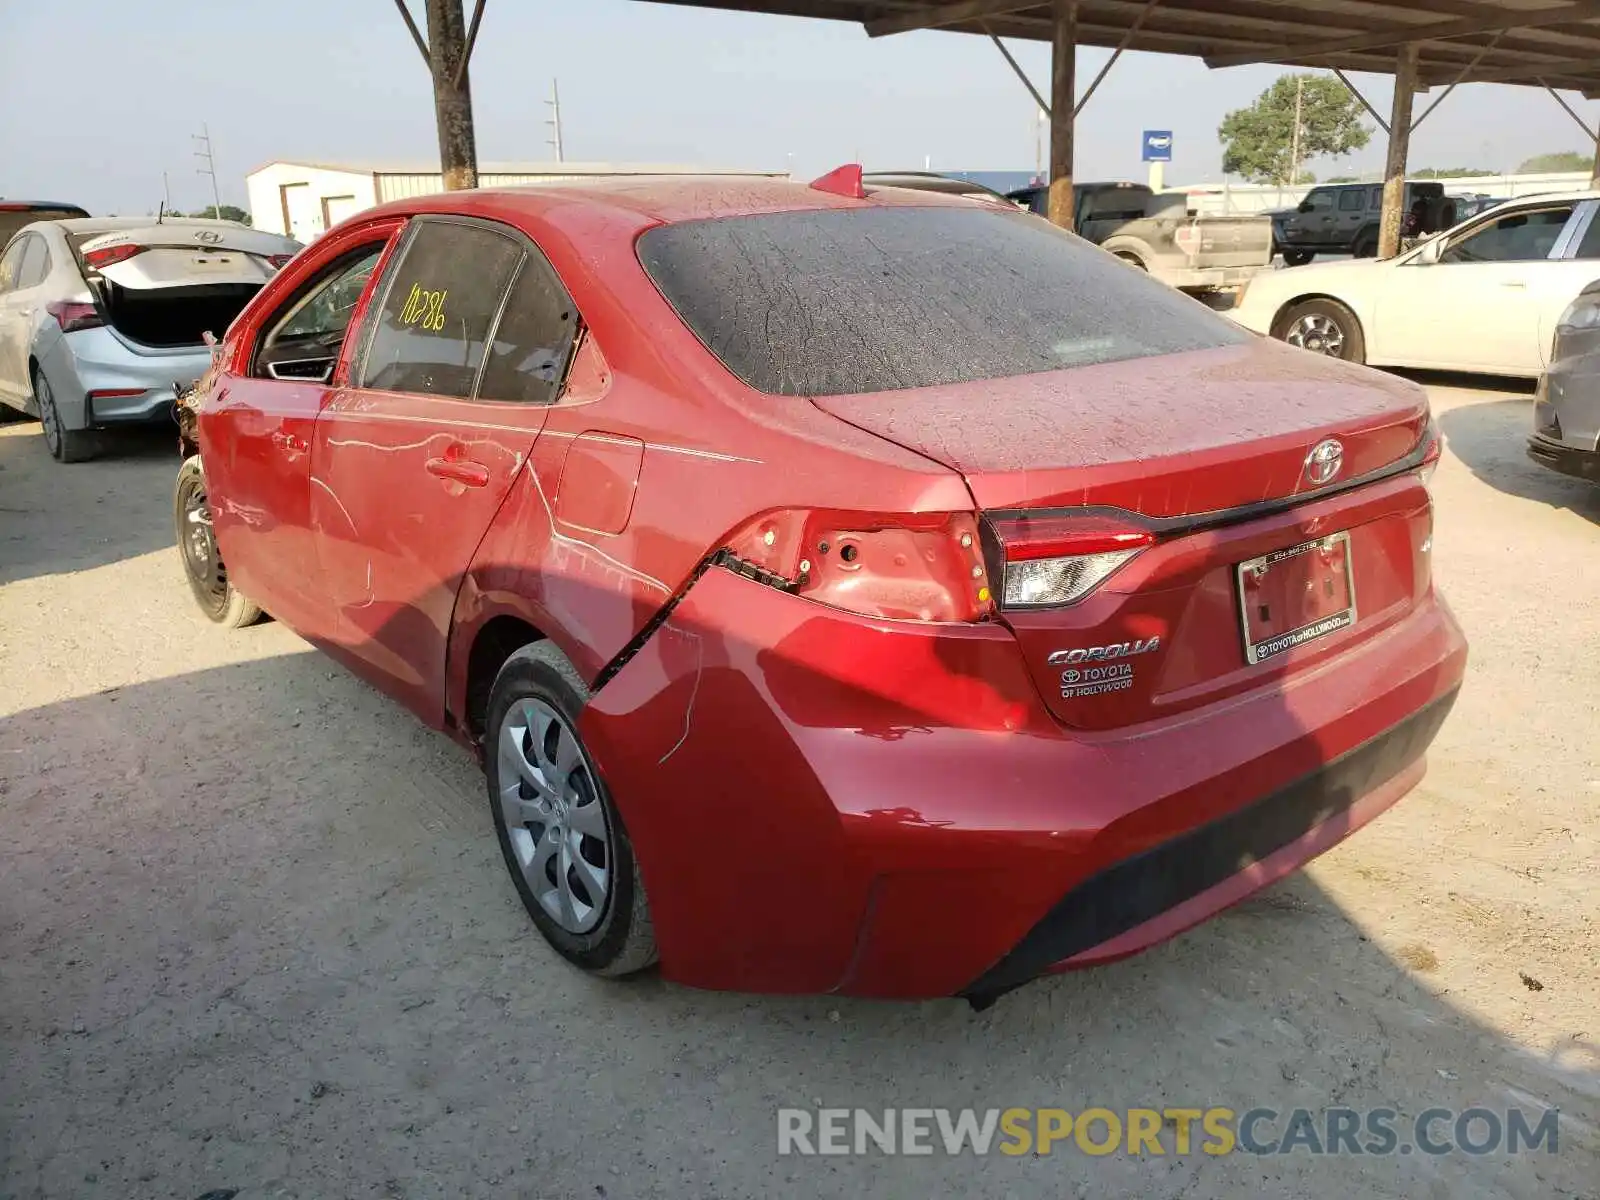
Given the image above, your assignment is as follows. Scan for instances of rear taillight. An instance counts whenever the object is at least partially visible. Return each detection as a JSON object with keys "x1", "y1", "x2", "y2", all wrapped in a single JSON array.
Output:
[
  {"x1": 984, "y1": 513, "x2": 1154, "y2": 609},
  {"x1": 1417, "y1": 418, "x2": 1443, "y2": 489},
  {"x1": 266, "y1": 253, "x2": 295, "y2": 270},
  {"x1": 45, "y1": 300, "x2": 103, "y2": 333},
  {"x1": 722, "y1": 510, "x2": 993, "y2": 622},
  {"x1": 83, "y1": 243, "x2": 144, "y2": 270}
]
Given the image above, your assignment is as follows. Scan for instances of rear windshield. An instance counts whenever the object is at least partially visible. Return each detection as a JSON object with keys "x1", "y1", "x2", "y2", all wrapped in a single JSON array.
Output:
[{"x1": 637, "y1": 206, "x2": 1246, "y2": 396}]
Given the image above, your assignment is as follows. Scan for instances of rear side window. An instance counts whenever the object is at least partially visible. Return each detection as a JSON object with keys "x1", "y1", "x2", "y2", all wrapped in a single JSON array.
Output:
[
  {"x1": 476, "y1": 252, "x2": 579, "y2": 404},
  {"x1": 1338, "y1": 190, "x2": 1364, "y2": 212},
  {"x1": 638, "y1": 206, "x2": 1247, "y2": 396},
  {"x1": 360, "y1": 220, "x2": 523, "y2": 398}
]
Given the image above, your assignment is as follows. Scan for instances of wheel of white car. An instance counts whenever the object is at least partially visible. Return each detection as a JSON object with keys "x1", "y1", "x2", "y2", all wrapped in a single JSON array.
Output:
[
  {"x1": 486, "y1": 641, "x2": 658, "y2": 978},
  {"x1": 32, "y1": 367, "x2": 98, "y2": 463},
  {"x1": 1274, "y1": 299, "x2": 1367, "y2": 365},
  {"x1": 174, "y1": 455, "x2": 263, "y2": 628}
]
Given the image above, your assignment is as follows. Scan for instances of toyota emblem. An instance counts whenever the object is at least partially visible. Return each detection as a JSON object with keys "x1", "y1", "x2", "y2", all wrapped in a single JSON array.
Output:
[{"x1": 1304, "y1": 438, "x2": 1344, "y2": 486}]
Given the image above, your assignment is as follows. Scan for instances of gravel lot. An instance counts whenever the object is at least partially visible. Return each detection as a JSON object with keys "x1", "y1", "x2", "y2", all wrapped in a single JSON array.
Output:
[{"x1": 1, "y1": 382, "x2": 1596, "y2": 1200}]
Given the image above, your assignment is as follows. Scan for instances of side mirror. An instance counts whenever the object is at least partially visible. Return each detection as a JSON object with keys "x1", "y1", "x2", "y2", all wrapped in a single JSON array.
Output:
[
  {"x1": 1414, "y1": 237, "x2": 1444, "y2": 265},
  {"x1": 1297, "y1": 200, "x2": 1314, "y2": 213}
]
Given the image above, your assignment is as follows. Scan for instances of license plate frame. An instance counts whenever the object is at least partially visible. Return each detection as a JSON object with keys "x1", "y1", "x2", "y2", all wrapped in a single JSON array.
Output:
[{"x1": 1236, "y1": 532, "x2": 1357, "y2": 666}]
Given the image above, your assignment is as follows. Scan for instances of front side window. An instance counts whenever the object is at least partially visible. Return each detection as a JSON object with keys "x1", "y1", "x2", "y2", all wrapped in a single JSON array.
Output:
[
  {"x1": 1302, "y1": 189, "x2": 1335, "y2": 213},
  {"x1": 638, "y1": 206, "x2": 1247, "y2": 396},
  {"x1": 254, "y1": 243, "x2": 387, "y2": 382},
  {"x1": 15, "y1": 236, "x2": 47, "y2": 289},
  {"x1": 1439, "y1": 205, "x2": 1576, "y2": 264},
  {"x1": 359, "y1": 220, "x2": 523, "y2": 398},
  {"x1": 0, "y1": 239, "x2": 22, "y2": 292}
]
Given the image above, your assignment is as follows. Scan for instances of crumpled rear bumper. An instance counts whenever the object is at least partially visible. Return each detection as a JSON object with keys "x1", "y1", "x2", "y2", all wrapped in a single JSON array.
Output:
[{"x1": 580, "y1": 566, "x2": 1466, "y2": 999}]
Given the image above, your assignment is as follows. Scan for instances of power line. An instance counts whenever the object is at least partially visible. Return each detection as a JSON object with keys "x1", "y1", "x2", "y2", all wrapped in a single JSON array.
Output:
[{"x1": 193, "y1": 124, "x2": 223, "y2": 217}]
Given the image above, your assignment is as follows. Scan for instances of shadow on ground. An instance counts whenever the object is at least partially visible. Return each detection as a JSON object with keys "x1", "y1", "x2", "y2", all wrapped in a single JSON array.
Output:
[
  {"x1": 0, "y1": 422, "x2": 179, "y2": 586},
  {"x1": 1, "y1": 649, "x2": 1591, "y2": 1199},
  {"x1": 1433, "y1": 396, "x2": 1600, "y2": 521}
]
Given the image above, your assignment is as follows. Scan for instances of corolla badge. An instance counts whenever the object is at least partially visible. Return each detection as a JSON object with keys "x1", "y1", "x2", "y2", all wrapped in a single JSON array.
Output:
[{"x1": 1304, "y1": 438, "x2": 1344, "y2": 485}]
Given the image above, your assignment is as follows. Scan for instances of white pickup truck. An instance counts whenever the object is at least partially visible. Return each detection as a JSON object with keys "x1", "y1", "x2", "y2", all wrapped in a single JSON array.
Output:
[{"x1": 1007, "y1": 181, "x2": 1274, "y2": 295}]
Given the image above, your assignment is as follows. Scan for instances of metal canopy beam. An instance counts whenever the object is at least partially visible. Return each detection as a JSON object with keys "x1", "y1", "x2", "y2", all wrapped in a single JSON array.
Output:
[
  {"x1": 867, "y1": 0, "x2": 1040, "y2": 37},
  {"x1": 1206, "y1": 0, "x2": 1600, "y2": 70},
  {"x1": 1331, "y1": 67, "x2": 1389, "y2": 136},
  {"x1": 1377, "y1": 43, "x2": 1419, "y2": 260}
]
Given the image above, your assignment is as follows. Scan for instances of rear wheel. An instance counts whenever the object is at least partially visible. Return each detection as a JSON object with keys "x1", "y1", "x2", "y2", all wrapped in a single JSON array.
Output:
[
  {"x1": 1352, "y1": 230, "x2": 1380, "y2": 259},
  {"x1": 1113, "y1": 251, "x2": 1148, "y2": 271},
  {"x1": 174, "y1": 455, "x2": 262, "y2": 627},
  {"x1": 1275, "y1": 298, "x2": 1367, "y2": 364},
  {"x1": 33, "y1": 368, "x2": 98, "y2": 463},
  {"x1": 487, "y1": 642, "x2": 657, "y2": 978},
  {"x1": 1281, "y1": 249, "x2": 1315, "y2": 267}
]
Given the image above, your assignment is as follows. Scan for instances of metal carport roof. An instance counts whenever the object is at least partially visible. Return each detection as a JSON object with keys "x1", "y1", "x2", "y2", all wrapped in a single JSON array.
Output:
[{"x1": 635, "y1": 1, "x2": 1600, "y2": 95}]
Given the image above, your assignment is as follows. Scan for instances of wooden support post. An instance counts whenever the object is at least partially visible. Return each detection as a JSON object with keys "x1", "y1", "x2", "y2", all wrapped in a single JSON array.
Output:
[
  {"x1": 1048, "y1": 0, "x2": 1077, "y2": 229},
  {"x1": 1377, "y1": 43, "x2": 1418, "y2": 260},
  {"x1": 424, "y1": 0, "x2": 479, "y2": 191}
]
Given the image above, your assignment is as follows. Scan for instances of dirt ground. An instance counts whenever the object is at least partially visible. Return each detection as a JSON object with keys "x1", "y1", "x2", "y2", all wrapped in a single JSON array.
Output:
[{"x1": 1, "y1": 382, "x2": 1596, "y2": 1200}]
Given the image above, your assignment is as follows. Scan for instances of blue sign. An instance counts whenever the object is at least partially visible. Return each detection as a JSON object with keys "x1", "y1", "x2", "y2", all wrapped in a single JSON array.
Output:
[{"x1": 1142, "y1": 130, "x2": 1173, "y2": 163}]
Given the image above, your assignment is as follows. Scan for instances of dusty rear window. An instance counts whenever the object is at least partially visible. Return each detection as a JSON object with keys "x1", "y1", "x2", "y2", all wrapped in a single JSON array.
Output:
[{"x1": 636, "y1": 206, "x2": 1247, "y2": 396}]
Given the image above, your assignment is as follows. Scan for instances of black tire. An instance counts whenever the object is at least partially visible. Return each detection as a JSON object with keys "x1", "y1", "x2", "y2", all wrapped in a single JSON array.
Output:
[
  {"x1": 1113, "y1": 251, "x2": 1148, "y2": 271},
  {"x1": 486, "y1": 642, "x2": 657, "y2": 978},
  {"x1": 33, "y1": 366, "x2": 98, "y2": 463},
  {"x1": 1282, "y1": 249, "x2": 1315, "y2": 267},
  {"x1": 1274, "y1": 298, "x2": 1367, "y2": 364},
  {"x1": 174, "y1": 455, "x2": 263, "y2": 628},
  {"x1": 1351, "y1": 230, "x2": 1379, "y2": 259}
]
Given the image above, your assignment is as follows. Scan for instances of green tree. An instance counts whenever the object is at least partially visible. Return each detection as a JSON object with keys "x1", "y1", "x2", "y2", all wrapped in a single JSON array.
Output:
[
  {"x1": 170, "y1": 204, "x2": 251, "y2": 223},
  {"x1": 1516, "y1": 150, "x2": 1592, "y2": 173},
  {"x1": 1412, "y1": 167, "x2": 1494, "y2": 179},
  {"x1": 1219, "y1": 73, "x2": 1371, "y2": 185}
]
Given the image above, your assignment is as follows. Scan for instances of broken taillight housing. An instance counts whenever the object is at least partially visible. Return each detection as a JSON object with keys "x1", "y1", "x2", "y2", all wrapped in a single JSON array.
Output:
[
  {"x1": 266, "y1": 253, "x2": 295, "y2": 270},
  {"x1": 722, "y1": 510, "x2": 993, "y2": 622},
  {"x1": 982, "y1": 513, "x2": 1154, "y2": 609},
  {"x1": 45, "y1": 300, "x2": 104, "y2": 333}
]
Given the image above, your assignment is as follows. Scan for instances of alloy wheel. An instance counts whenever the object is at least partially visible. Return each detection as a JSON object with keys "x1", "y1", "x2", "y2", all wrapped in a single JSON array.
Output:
[
  {"x1": 1285, "y1": 313, "x2": 1346, "y2": 357},
  {"x1": 496, "y1": 697, "x2": 612, "y2": 934}
]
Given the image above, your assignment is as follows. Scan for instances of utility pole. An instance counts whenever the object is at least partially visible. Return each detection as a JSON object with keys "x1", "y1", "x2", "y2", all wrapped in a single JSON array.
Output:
[
  {"x1": 162, "y1": 171, "x2": 172, "y2": 215},
  {"x1": 391, "y1": 0, "x2": 486, "y2": 190},
  {"x1": 546, "y1": 79, "x2": 564, "y2": 162},
  {"x1": 1287, "y1": 75, "x2": 1304, "y2": 188},
  {"x1": 193, "y1": 124, "x2": 222, "y2": 218}
]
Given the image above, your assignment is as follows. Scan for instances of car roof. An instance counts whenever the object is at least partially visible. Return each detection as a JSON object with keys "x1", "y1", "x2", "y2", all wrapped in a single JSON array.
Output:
[
  {"x1": 0, "y1": 200, "x2": 88, "y2": 212},
  {"x1": 364, "y1": 174, "x2": 989, "y2": 231}
]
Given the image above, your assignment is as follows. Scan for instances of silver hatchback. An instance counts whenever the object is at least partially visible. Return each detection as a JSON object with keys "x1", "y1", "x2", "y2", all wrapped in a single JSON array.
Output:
[{"x1": 0, "y1": 217, "x2": 300, "y2": 461}]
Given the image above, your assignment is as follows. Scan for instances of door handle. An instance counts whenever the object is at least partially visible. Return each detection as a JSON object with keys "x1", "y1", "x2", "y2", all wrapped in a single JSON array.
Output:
[
  {"x1": 425, "y1": 456, "x2": 490, "y2": 488},
  {"x1": 270, "y1": 430, "x2": 308, "y2": 452}
]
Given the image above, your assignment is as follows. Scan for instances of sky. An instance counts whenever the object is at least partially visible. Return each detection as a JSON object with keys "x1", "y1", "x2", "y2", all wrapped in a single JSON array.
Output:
[{"x1": 3, "y1": 0, "x2": 1597, "y2": 217}]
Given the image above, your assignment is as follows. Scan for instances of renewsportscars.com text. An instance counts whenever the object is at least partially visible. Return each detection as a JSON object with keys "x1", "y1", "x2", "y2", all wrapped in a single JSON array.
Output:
[{"x1": 777, "y1": 1106, "x2": 1561, "y2": 1157}]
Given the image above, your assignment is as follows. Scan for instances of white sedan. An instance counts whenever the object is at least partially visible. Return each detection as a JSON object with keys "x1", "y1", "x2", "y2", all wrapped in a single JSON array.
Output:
[{"x1": 1231, "y1": 189, "x2": 1600, "y2": 378}]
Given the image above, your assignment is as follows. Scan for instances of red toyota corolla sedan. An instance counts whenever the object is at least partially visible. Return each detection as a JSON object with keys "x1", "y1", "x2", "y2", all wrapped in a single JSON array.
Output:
[{"x1": 173, "y1": 169, "x2": 1466, "y2": 1005}]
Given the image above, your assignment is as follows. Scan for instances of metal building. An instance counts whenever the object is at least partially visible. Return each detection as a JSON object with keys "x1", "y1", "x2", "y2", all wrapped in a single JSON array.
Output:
[{"x1": 244, "y1": 160, "x2": 785, "y2": 241}]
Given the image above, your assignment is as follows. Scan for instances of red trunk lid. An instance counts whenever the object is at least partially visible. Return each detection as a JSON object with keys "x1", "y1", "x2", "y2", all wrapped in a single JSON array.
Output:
[{"x1": 812, "y1": 340, "x2": 1435, "y2": 730}]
